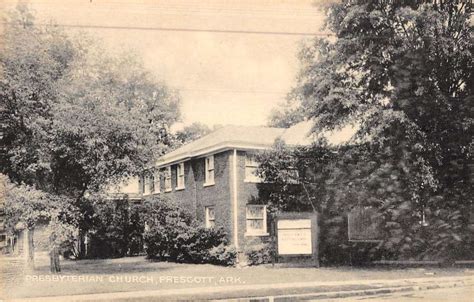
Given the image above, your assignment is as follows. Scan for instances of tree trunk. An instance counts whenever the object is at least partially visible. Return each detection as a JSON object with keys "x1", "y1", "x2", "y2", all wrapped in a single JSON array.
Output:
[
  {"x1": 77, "y1": 231, "x2": 86, "y2": 259},
  {"x1": 50, "y1": 246, "x2": 61, "y2": 273},
  {"x1": 25, "y1": 228, "x2": 35, "y2": 269}
]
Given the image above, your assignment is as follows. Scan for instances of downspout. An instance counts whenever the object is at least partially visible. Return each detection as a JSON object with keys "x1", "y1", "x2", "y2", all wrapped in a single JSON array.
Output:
[{"x1": 232, "y1": 149, "x2": 239, "y2": 249}]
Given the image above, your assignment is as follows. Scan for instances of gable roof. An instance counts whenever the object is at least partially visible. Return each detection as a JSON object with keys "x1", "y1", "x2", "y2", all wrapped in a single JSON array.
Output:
[
  {"x1": 157, "y1": 125, "x2": 286, "y2": 166},
  {"x1": 156, "y1": 120, "x2": 357, "y2": 167}
]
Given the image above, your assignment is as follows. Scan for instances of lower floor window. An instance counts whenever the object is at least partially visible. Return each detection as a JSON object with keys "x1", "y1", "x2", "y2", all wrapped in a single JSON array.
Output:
[
  {"x1": 246, "y1": 205, "x2": 267, "y2": 235},
  {"x1": 205, "y1": 206, "x2": 215, "y2": 228}
]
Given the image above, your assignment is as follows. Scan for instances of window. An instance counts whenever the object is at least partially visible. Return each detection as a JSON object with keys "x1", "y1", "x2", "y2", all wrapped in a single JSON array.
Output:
[
  {"x1": 143, "y1": 175, "x2": 152, "y2": 195},
  {"x1": 245, "y1": 154, "x2": 263, "y2": 182},
  {"x1": 153, "y1": 171, "x2": 160, "y2": 193},
  {"x1": 205, "y1": 206, "x2": 215, "y2": 228},
  {"x1": 246, "y1": 205, "x2": 267, "y2": 235},
  {"x1": 204, "y1": 155, "x2": 215, "y2": 186},
  {"x1": 176, "y1": 162, "x2": 185, "y2": 190},
  {"x1": 164, "y1": 166, "x2": 172, "y2": 192}
]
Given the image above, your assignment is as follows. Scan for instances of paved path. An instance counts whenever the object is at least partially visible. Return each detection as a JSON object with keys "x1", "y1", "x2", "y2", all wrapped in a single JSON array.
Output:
[
  {"x1": 312, "y1": 285, "x2": 474, "y2": 301},
  {"x1": 8, "y1": 275, "x2": 474, "y2": 301}
]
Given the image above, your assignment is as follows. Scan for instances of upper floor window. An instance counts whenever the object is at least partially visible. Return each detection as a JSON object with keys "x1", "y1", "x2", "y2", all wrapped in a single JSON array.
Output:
[
  {"x1": 176, "y1": 162, "x2": 185, "y2": 190},
  {"x1": 153, "y1": 171, "x2": 160, "y2": 193},
  {"x1": 245, "y1": 205, "x2": 267, "y2": 236},
  {"x1": 204, "y1": 155, "x2": 215, "y2": 186},
  {"x1": 164, "y1": 166, "x2": 172, "y2": 192},
  {"x1": 205, "y1": 206, "x2": 215, "y2": 228},
  {"x1": 245, "y1": 154, "x2": 263, "y2": 182}
]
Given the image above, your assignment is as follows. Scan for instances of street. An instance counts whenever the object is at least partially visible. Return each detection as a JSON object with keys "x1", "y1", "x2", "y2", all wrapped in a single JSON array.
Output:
[{"x1": 312, "y1": 286, "x2": 474, "y2": 301}]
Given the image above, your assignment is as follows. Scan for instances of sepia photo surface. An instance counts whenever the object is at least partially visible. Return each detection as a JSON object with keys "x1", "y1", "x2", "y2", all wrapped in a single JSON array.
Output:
[{"x1": 1, "y1": 0, "x2": 473, "y2": 301}]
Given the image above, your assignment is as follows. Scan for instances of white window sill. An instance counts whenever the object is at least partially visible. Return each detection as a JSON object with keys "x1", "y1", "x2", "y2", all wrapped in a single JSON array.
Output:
[
  {"x1": 244, "y1": 232, "x2": 269, "y2": 237},
  {"x1": 175, "y1": 186, "x2": 185, "y2": 191},
  {"x1": 244, "y1": 179, "x2": 263, "y2": 183},
  {"x1": 164, "y1": 188, "x2": 172, "y2": 193},
  {"x1": 152, "y1": 192, "x2": 161, "y2": 195},
  {"x1": 203, "y1": 182, "x2": 215, "y2": 187}
]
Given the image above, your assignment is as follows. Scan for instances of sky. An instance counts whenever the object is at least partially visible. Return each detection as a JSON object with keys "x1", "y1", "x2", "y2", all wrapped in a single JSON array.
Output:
[{"x1": 2, "y1": 0, "x2": 328, "y2": 128}]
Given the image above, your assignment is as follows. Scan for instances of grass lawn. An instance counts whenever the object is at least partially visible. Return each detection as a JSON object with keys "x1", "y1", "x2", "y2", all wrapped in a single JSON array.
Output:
[{"x1": 1, "y1": 255, "x2": 473, "y2": 299}]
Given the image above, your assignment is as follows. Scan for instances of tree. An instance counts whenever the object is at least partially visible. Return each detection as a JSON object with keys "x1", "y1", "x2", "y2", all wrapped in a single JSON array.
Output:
[
  {"x1": 1, "y1": 3, "x2": 77, "y2": 188},
  {"x1": 1, "y1": 4, "x2": 180, "y2": 270},
  {"x1": 4, "y1": 180, "x2": 77, "y2": 270},
  {"x1": 174, "y1": 122, "x2": 212, "y2": 145},
  {"x1": 284, "y1": 0, "x2": 473, "y2": 260},
  {"x1": 267, "y1": 97, "x2": 306, "y2": 128}
]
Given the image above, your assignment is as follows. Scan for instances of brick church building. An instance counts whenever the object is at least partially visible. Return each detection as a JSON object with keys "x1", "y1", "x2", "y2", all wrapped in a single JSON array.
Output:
[{"x1": 109, "y1": 121, "x2": 354, "y2": 250}]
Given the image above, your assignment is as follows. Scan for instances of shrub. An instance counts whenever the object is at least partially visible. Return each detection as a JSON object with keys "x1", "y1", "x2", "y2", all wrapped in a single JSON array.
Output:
[
  {"x1": 245, "y1": 242, "x2": 274, "y2": 266},
  {"x1": 143, "y1": 197, "x2": 235, "y2": 266},
  {"x1": 208, "y1": 243, "x2": 237, "y2": 266},
  {"x1": 86, "y1": 198, "x2": 145, "y2": 258},
  {"x1": 142, "y1": 197, "x2": 192, "y2": 260},
  {"x1": 175, "y1": 225, "x2": 229, "y2": 263}
]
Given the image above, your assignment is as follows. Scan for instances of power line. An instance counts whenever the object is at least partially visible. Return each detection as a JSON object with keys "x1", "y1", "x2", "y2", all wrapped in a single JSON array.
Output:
[{"x1": 2, "y1": 22, "x2": 333, "y2": 37}]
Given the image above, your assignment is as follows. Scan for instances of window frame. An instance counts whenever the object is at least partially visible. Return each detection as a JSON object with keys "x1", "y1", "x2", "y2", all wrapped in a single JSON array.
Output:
[
  {"x1": 244, "y1": 154, "x2": 263, "y2": 183},
  {"x1": 204, "y1": 155, "x2": 215, "y2": 186},
  {"x1": 164, "y1": 166, "x2": 172, "y2": 192},
  {"x1": 176, "y1": 162, "x2": 185, "y2": 190},
  {"x1": 245, "y1": 205, "x2": 268, "y2": 236},
  {"x1": 205, "y1": 206, "x2": 216, "y2": 228}
]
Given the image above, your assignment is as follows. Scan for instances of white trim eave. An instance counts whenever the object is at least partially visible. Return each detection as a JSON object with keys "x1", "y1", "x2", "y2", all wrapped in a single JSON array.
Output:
[{"x1": 155, "y1": 141, "x2": 272, "y2": 168}]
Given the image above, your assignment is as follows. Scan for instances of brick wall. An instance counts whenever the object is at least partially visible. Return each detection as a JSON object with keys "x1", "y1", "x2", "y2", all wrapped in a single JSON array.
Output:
[
  {"x1": 159, "y1": 151, "x2": 234, "y2": 239},
  {"x1": 165, "y1": 160, "x2": 198, "y2": 215},
  {"x1": 157, "y1": 149, "x2": 272, "y2": 250},
  {"x1": 235, "y1": 151, "x2": 271, "y2": 250},
  {"x1": 195, "y1": 151, "x2": 233, "y2": 236}
]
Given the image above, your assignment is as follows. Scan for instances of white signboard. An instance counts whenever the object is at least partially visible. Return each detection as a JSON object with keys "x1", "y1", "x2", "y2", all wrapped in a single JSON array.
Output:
[{"x1": 277, "y1": 219, "x2": 312, "y2": 255}]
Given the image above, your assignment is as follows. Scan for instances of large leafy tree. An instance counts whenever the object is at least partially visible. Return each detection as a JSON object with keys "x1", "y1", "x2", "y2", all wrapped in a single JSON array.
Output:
[
  {"x1": 2, "y1": 4, "x2": 180, "y2": 196},
  {"x1": 1, "y1": 4, "x2": 180, "y2": 269},
  {"x1": 262, "y1": 1, "x2": 473, "y2": 260},
  {"x1": 298, "y1": 0, "x2": 473, "y2": 198}
]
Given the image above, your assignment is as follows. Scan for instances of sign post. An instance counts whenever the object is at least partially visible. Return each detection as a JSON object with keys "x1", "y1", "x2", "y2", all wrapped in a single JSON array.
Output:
[{"x1": 274, "y1": 212, "x2": 319, "y2": 267}]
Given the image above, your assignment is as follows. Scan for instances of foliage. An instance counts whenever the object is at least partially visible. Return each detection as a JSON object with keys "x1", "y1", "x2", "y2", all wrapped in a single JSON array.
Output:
[
  {"x1": 46, "y1": 212, "x2": 79, "y2": 257},
  {"x1": 208, "y1": 244, "x2": 237, "y2": 266},
  {"x1": 258, "y1": 135, "x2": 472, "y2": 262},
  {"x1": 142, "y1": 196, "x2": 235, "y2": 265},
  {"x1": 4, "y1": 182, "x2": 51, "y2": 230},
  {"x1": 51, "y1": 44, "x2": 180, "y2": 196},
  {"x1": 1, "y1": 4, "x2": 181, "y2": 265},
  {"x1": 1, "y1": 4, "x2": 77, "y2": 189},
  {"x1": 267, "y1": 97, "x2": 306, "y2": 128},
  {"x1": 4, "y1": 180, "x2": 78, "y2": 254},
  {"x1": 244, "y1": 242, "x2": 274, "y2": 266},
  {"x1": 174, "y1": 226, "x2": 233, "y2": 264},
  {"x1": 174, "y1": 122, "x2": 212, "y2": 146},
  {"x1": 1, "y1": 3, "x2": 180, "y2": 200},
  {"x1": 266, "y1": 0, "x2": 474, "y2": 261},
  {"x1": 85, "y1": 197, "x2": 144, "y2": 258}
]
